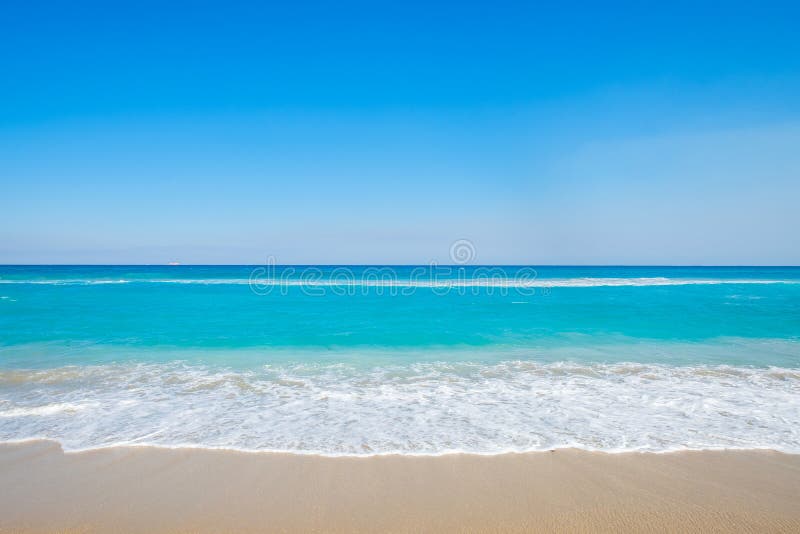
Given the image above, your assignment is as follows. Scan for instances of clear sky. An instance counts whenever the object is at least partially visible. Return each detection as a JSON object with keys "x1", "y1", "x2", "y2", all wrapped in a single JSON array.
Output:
[{"x1": 2, "y1": 1, "x2": 799, "y2": 264}]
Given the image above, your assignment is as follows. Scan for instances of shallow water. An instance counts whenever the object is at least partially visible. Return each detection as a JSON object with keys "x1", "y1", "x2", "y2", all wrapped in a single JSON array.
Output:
[{"x1": 1, "y1": 265, "x2": 799, "y2": 454}]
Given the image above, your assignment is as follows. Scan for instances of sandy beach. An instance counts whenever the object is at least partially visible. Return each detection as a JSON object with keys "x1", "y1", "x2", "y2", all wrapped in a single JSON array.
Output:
[{"x1": 0, "y1": 441, "x2": 798, "y2": 533}]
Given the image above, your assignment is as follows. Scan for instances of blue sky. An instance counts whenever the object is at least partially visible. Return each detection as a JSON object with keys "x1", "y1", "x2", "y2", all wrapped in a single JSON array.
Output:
[{"x1": 2, "y1": 1, "x2": 799, "y2": 264}]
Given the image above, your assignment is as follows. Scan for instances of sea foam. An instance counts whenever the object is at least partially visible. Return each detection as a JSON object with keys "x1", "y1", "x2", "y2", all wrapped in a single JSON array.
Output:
[{"x1": 1, "y1": 361, "x2": 798, "y2": 455}]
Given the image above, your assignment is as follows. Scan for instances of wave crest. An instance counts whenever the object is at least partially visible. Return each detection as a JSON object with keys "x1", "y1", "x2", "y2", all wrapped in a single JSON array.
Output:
[{"x1": 1, "y1": 277, "x2": 798, "y2": 287}]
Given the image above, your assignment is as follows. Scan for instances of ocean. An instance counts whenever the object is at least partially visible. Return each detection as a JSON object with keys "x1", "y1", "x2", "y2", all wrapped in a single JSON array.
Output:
[{"x1": 1, "y1": 265, "x2": 799, "y2": 455}]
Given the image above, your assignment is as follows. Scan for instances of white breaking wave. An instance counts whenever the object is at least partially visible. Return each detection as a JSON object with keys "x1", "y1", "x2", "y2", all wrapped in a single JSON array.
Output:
[
  {"x1": 0, "y1": 402, "x2": 96, "y2": 418},
  {"x1": 1, "y1": 361, "x2": 798, "y2": 455},
  {"x1": 0, "y1": 277, "x2": 798, "y2": 287},
  {"x1": 0, "y1": 279, "x2": 132, "y2": 285}
]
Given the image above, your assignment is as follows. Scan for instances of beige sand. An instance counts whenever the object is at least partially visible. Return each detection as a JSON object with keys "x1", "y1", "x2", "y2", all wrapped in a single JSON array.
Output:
[{"x1": 1, "y1": 441, "x2": 799, "y2": 533}]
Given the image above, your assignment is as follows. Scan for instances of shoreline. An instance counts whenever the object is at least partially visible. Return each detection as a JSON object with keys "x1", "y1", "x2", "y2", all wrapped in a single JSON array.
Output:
[
  {"x1": 3, "y1": 440, "x2": 799, "y2": 532},
  {"x1": 1, "y1": 438, "x2": 797, "y2": 457}
]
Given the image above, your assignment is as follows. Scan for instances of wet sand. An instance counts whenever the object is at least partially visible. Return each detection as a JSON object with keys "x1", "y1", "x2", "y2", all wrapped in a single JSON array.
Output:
[{"x1": 1, "y1": 440, "x2": 799, "y2": 533}]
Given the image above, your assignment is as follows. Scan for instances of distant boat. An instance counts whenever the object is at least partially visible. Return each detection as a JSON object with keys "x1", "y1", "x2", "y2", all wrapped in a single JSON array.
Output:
[{"x1": 167, "y1": 261, "x2": 181, "y2": 266}]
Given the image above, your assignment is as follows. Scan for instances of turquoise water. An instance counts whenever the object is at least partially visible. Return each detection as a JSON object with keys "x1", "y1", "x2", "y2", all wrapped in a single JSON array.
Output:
[{"x1": 1, "y1": 266, "x2": 799, "y2": 454}]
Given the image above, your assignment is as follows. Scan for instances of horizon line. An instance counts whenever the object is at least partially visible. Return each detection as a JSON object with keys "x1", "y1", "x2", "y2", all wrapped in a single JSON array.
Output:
[{"x1": 2, "y1": 264, "x2": 800, "y2": 268}]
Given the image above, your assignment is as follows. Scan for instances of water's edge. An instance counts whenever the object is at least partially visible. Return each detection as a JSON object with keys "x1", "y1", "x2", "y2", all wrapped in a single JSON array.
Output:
[{"x1": 2, "y1": 437, "x2": 796, "y2": 458}]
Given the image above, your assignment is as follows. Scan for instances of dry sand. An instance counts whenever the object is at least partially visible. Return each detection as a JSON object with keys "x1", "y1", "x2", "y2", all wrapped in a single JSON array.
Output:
[{"x1": 1, "y1": 440, "x2": 799, "y2": 533}]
